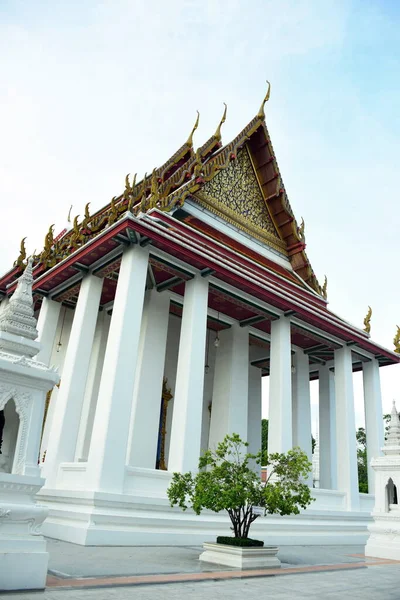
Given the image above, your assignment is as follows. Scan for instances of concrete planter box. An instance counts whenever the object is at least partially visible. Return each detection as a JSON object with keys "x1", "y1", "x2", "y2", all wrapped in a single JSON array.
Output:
[{"x1": 199, "y1": 542, "x2": 281, "y2": 569}]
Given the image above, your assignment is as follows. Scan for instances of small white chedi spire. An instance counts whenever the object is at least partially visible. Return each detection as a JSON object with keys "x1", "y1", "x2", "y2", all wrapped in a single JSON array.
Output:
[
  {"x1": 383, "y1": 401, "x2": 400, "y2": 455},
  {"x1": 0, "y1": 258, "x2": 39, "y2": 358}
]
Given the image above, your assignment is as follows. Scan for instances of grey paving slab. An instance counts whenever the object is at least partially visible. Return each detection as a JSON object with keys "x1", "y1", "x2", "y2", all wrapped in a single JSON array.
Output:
[
  {"x1": 2, "y1": 564, "x2": 400, "y2": 600},
  {"x1": 45, "y1": 539, "x2": 367, "y2": 578}
]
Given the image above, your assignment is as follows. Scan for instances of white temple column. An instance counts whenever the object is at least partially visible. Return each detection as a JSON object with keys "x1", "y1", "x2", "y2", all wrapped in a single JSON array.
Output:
[
  {"x1": 128, "y1": 289, "x2": 170, "y2": 468},
  {"x1": 86, "y1": 245, "x2": 149, "y2": 493},
  {"x1": 319, "y1": 366, "x2": 337, "y2": 490},
  {"x1": 292, "y1": 350, "x2": 312, "y2": 485},
  {"x1": 168, "y1": 276, "x2": 208, "y2": 473},
  {"x1": 363, "y1": 359, "x2": 384, "y2": 495},
  {"x1": 248, "y1": 365, "x2": 262, "y2": 474},
  {"x1": 208, "y1": 325, "x2": 249, "y2": 448},
  {"x1": 268, "y1": 316, "x2": 292, "y2": 454},
  {"x1": 24, "y1": 390, "x2": 46, "y2": 477},
  {"x1": 35, "y1": 297, "x2": 61, "y2": 365},
  {"x1": 41, "y1": 275, "x2": 103, "y2": 487},
  {"x1": 334, "y1": 346, "x2": 359, "y2": 510},
  {"x1": 75, "y1": 310, "x2": 111, "y2": 461}
]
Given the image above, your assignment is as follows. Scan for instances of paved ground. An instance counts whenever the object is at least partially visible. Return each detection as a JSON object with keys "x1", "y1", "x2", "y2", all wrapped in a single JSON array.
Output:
[
  {"x1": 2, "y1": 541, "x2": 400, "y2": 599},
  {"x1": 45, "y1": 540, "x2": 367, "y2": 578}
]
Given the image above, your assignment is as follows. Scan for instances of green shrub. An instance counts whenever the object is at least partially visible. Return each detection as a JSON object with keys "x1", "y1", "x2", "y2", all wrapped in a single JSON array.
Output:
[
  {"x1": 167, "y1": 433, "x2": 314, "y2": 540},
  {"x1": 217, "y1": 536, "x2": 264, "y2": 547}
]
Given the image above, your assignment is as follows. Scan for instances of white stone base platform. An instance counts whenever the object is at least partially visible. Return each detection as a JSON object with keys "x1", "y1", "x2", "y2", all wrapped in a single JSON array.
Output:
[
  {"x1": 38, "y1": 484, "x2": 374, "y2": 547},
  {"x1": 0, "y1": 474, "x2": 49, "y2": 591},
  {"x1": 365, "y1": 514, "x2": 400, "y2": 561},
  {"x1": 199, "y1": 542, "x2": 280, "y2": 569}
]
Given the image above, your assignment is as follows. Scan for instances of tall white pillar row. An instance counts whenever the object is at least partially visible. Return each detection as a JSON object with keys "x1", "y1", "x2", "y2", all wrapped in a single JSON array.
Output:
[
  {"x1": 363, "y1": 359, "x2": 384, "y2": 495},
  {"x1": 319, "y1": 366, "x2": 337, "y2": 490},
  {"x1": 334, "y1": 346, "x2": 359, "y2": 511},
  {"x1": 86, "y1": 245, "x2": 149, "y2": 493},
  {"x1": 35, "y1": 297, "x2": 61, "y2": 365},
  {"x1": 268, "y1": 316, "x2": 292, "y2": 454},
  {"x1": 292, "y1": 350, "x2": 312, "y2": 485},
  {"x1": 208, "y1": 325, "x2": 249, "y2": 449},
  {"x1": 41, "y1": 274, "x2": 104, "y2": 487},
  {"x1": 168, "y1": 276, "x2": 209, "y2": 473},
  {"x1": 127, "y1": 289, "x2": 170, "y2": 468},
  {"x1": 75, "y1": 310, "x2": 111, "y2": 461},
  {"x1": 247, "y1": 365, "x2": 262, "y2": 474}
]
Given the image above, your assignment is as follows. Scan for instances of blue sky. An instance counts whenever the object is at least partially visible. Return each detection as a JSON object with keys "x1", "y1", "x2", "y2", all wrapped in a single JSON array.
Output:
[{"x1": 1, "y1": 0, "x2": 399, "y2": 425}]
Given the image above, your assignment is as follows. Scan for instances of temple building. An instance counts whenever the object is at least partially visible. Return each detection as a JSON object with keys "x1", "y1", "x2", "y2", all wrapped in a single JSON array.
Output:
[{"x1": 0, "y1": 88, "x2": 399, "y2": 546}]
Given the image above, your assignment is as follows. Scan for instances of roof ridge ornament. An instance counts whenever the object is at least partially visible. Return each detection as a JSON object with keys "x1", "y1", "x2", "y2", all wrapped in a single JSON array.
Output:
[
  {"x1": 394, "y1": 326, "x2": 400, "y2": 354},
  {"x1": 363, "y1": 306, "x2": 372, "y2": 334},
  {"x1": 186, "y1": 111, "x2": 200, "y2": 147},
  {"x1": 321, "y1": 275, "x2": 328, "y2": 300},
  {"x1": 214, "y1": 103, "x2": 227, "y2": 141},
  {"x1": 297, "y1": 217, "x2": 305, "y2": 242},
  {"x1": 13, "y1": 237, "x2": 27, "y2": 268},
  {"x1": 257, "y1": 80, "x2": 271, "y2": 120}
]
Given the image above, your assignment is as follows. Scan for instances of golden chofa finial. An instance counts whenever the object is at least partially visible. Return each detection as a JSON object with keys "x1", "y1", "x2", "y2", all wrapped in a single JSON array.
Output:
[
  {"x1": 297, "y1": 217, "x2": 305, "y2": 242},
  {"x1": 363, "y1": 306, "x2": 372, "y2": 334},
  {"x1": 67, "y1": 205, "x2": 73, "y2": 223},
  {"x1": 14, "y1": 237, "x2": 27, "y2": 268},
  {"x1": 321, "y1": 275, "x2": 328, "y2": 299},
  {"x1": 186, "y1": 110, "x2": 200, "y2": 147},
  {"x1": 394, "y1": 326, "x2": 400, "y2": 354},
  {"x1": 214, "y1": 103, "x2": 227, "y2": 141},
  {"x1": 257, "y1": 80, "x2": 271, "y2": 120}
]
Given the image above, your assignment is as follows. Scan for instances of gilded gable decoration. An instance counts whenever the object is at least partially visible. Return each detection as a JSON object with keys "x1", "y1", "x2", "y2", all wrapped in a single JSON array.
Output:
[{"x1": 194, "y1": 146, "x2": 283, "y2": 251}]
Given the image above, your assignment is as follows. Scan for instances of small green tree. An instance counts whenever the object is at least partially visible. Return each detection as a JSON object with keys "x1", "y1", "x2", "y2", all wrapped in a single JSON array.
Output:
[{"x1": 167, "y1": 433, "x2": 313, "y2": 540}]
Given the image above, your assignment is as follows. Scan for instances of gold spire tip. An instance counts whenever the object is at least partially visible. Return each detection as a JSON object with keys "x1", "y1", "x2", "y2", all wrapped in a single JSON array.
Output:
[
  {"x1": 214, "y1": 102, "x2": 227, "y2": 141},
  {"x1": 186, "y1": 110, "x2": 200, "y2": 146},
  {"x1": 257, "y1": 80, "x2": 271, "y2": 120}
]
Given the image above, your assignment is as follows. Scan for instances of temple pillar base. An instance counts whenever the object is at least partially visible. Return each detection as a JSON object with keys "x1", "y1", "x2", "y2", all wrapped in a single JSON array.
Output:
[{"x1": 37, "y1": 475, "x2": 374, "y2": 547}]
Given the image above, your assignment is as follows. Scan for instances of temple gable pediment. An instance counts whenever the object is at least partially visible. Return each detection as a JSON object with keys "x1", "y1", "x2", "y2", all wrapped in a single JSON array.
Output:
[{"x1": 193, "y1": 146, "x2": 283, "y2": 252}]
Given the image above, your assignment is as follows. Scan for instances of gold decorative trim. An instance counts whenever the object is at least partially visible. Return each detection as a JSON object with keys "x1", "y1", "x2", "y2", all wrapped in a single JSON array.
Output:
[
  {"x1": 192, "y1": 189, "x2": 288, "y2": 255},
  {"x1": 245, "y1": 145, "x2": 284, "y2": 242}
]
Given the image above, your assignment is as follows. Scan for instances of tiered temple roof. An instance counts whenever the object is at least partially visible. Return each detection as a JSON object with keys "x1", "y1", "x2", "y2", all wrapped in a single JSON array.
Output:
[{"x1": 0, "y1": 87, "x2": 399, "y2": 372}]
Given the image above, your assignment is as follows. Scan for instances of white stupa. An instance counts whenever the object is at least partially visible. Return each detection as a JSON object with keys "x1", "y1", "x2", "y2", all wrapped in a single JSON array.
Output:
[{"x1": 365, "y1": 401, "x2": 400, "y2": 560}]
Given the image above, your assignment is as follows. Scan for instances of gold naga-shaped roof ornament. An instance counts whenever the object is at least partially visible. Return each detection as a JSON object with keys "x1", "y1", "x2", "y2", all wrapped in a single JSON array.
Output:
[
  {"x1": 148, "y1": 169, "x2": 160, "y2": 209},
  {"x1": 394, "y1": 326, "x2": 400, "y2": 354},
  {"x1": 126, "y1": 173, "x2": 137, "y2": 211},
  {"x1": 82, "y1": 202, "x2": 91, "y2": 228},
  {"x1": 297, "y1": 217, "x2": 305, "y2": 242},
  {"x1": 14, "y1": 237, "x2": 27, "y2": 268},
  {"x1": 214, "y1": 103, "x2": 227, "y2": 142},
  {"x1": 321, "y1": 275, "x2": 328, "y2": 300},
  {"x1": 257, "y1": 80, "x2": 271, "y2": 120},
  {"x1": 140, "y1": 173, "x2": 148, "y2": 212},
  {"x1": 186, "y1": 110, "x2": 200, "y2": 147},
  {"x1": 107, "y1": 197, "x2": 119, "y2": 226},
  {"x1": 67, "y1": 204, "x2": 73, "y2": 224},
  {"x1": 363, "y1": 306, "x2": 372, "y2": 334}
]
